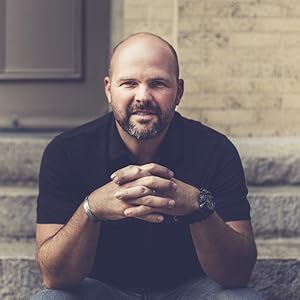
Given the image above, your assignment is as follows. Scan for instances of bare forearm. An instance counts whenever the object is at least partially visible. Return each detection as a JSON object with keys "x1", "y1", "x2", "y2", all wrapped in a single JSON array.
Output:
[
  {"x1": 190, "y1": 213, "x2": 257, "y2": 288},
  {"x1": 37, "y1": 203, "x2": 100, "y2": 288}
]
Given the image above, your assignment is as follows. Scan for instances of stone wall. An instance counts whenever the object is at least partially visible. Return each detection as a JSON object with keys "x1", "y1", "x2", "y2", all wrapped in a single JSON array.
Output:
[{"x1": 115, "y1": 0, "x2": 300, "y2": 137}]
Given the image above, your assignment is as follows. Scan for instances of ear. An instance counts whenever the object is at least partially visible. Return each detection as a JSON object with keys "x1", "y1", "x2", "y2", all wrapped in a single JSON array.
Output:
[
  {"x1": 104, "y1": 76, "x2": 112, "y2": 104},
  {"x1": 175, "y1": 79, "x2": 184, "y2": 106}
]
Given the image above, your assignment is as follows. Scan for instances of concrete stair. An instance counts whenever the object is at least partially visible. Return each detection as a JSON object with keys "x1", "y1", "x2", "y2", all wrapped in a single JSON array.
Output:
[
  {"x1": 0, "y1": 240, "x2": 42, "y2": 300},
  {"x1": 0, "y1": 134, "x2": 299, "y2": 299}
]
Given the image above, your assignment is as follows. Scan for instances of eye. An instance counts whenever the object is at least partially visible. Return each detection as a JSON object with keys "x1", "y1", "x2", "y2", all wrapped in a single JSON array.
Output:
[
  {"x1": 120, "y1": 81, "x2": 137, "y2": 88},
  {"x1": 150, "y1": 80, "x2": 167, "y2": 88}
]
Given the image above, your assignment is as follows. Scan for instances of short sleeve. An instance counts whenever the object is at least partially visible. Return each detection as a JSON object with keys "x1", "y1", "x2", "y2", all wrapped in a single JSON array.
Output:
[
  {"x1": 37, "y1": 137, "x2": 82, "y2": 224},
  {"x1": 210, "y1": 137, "x2": 250, "y2": 222}
]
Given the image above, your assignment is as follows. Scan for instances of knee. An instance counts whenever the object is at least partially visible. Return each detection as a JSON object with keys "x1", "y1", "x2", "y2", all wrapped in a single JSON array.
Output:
[
  {"x1": 30, "y1": 288, "x2": 80, "y2": 300},
  {"x1": 213, "y1": 287, "x2": 263, "y2": 300}
]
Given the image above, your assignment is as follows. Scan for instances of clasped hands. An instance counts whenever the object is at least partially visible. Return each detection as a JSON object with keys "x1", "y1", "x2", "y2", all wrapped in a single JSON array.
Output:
[{"x1": 88, "y1": 163, "x2": 199, "y2": 223}]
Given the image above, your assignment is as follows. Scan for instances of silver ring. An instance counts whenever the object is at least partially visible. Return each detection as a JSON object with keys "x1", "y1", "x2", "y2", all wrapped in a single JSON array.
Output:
[{"x1": 152, "y1": 189, "x2": 156, "y2": 195}]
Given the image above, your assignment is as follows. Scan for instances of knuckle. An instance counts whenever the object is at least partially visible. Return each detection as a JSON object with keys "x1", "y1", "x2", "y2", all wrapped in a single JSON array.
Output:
[
  {"x1": 148, "y1": 177, "x2": 155, "y2": 186},
  {"x1": 161, "y1": 199, "x2": 170, "y2": 207},
  {"x1": 143, "y1": 214, "x2": 154, "y2": 221},
  {"x1": 142, "y1": 196, "x2": 151, "y2": 205},
  {"x1": 132, "y1": 167, "x2": 140, "y2": 176},
  {"x1": 161, "y1": 165, "x2": 167, "y2": 172},
  {"x1": 148, "y1": 215, "x2": 156, "y2": 222},
  {"x1": 131, "y1": 168, "x2": 139, "y2": 176},
  {"x1": 152, "y1": 214, "x2": 163, "y2": 223},
  {"x1": 148, "y1": 163, "x2": 156, "y2": 170},
  {"x1": 143, "y1": 163, "x2": 157, "y2": 174},
  {"x1": 142, "y1": 205, "x2": 151, "y2": 212},
  {"x1": 140, "y1": 186, "x2": 147, "y2": 194},
  {"x1": 168, "y1": 180, "x2": 174, "y2": 188},
  {"x1": 143, "y1": 205, "x2": 152, "y2": 213},
  {"x1": 140, "y1": 214, "x2": 162, "y2": 223}
]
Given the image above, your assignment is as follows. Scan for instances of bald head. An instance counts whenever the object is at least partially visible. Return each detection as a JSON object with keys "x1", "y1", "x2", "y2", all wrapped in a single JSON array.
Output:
[{"x1": 108, "y1": 32, "x2": 180, "y2": 79}]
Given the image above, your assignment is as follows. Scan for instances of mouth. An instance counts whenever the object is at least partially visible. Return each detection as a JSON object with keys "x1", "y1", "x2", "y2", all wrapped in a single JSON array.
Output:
[{"x1": 131, "y1": 110, "x2": 156, "y2": 116}]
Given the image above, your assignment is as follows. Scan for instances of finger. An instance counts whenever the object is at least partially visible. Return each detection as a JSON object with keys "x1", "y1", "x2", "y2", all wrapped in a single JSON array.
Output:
[
  {"x1": 110, "y1": 165, "x2": 151, "y2": 185},
  {"x1": 124, "y1": 205, "x2": 153, "y2": 217},
  {"x1": 111, "y1": 164, "x2": 175, "y2": 185},
  {"x1": 136, "y1": 213, "x2": 165, "y2": 223},
  {"x1": 124, "y1": 176, "x2": 177, "y2": 193},
  {"x1": 126, "y1": 195, "x2": 175, "y2": 209},
  {"x1": 115, "y1": 186, "x2": 151, "y2": 200},
  {"x1": 140, "y1": 163, "x2": 174, "y2": 178}
]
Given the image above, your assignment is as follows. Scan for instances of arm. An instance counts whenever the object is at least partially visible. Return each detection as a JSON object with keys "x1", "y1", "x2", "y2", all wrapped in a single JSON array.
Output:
[
  {"x1": 36, "y1": 164, "x2": 174, "y2": 289},
  {"x1": 166, "y1": 179, "x2": 257, "y2": 287},
  {"x1": 190, "y1": 213, "x2": 257, "y2": 288},
  {"x1": 114, "y1": 167, "x2": 257, "y2": 288},
  {"x1": 36, "y1": 204, "x2": 100, "y2": 289}
]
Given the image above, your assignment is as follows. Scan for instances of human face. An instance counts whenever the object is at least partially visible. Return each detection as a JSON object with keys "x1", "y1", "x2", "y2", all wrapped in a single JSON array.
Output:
[{"x1": 105, "y1": 36, "x2": 183, "y2": 140}]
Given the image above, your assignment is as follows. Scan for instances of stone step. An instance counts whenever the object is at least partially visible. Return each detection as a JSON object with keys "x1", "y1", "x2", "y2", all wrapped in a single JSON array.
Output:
[
  {"x1": 0, "y1": 239, "x2": 298, "y2": 300},
  {"x1": 0, "y1": 186, "x2": 37, "y2": 239},
  {"x1": 0, "y1": 240, "x2": 43, "y2": 300},
  {"x1": 249, "y1": 186, "x2": 300, "y2": 238},
  {"x1": 0, "y1": 135, "x2": 299, "y2": 185},
  {"x1": 233, "y1": 137, "x2": 300, "y2": 186},
  {"x1": 252, "y1": 238, "x2": 300, "y2": 300},
  {"x1": 0, "y1": 133, "x2": 51, "y2": 186},
  {"x1": 0, "y1": 186, "x2": 299, "y2": 239}
]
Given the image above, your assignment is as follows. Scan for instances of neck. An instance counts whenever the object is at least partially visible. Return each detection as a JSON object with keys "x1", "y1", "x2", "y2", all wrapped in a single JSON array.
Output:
[{"x1": 116, "y1": 122, "x2": 168, "y2": 164}]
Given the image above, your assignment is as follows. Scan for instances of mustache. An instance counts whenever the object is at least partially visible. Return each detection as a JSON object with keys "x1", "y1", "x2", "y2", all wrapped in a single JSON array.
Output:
[{"x1": 128, "y1": 102, "x2": 160, "y2": 114}]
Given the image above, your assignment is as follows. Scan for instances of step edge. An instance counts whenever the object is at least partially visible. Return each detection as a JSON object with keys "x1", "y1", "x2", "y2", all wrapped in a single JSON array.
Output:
[
  {"x1": 256, "y1": 238, "x2": 300, "y2": 260},
  {"x1": 0, "y1": 239, "x2": 299, "y2": 260}
]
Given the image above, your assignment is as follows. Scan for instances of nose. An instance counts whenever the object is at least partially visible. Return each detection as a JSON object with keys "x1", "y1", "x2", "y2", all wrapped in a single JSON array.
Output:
[{"x1": 134, "y1": 85, "x2": 152, "y2": 102}]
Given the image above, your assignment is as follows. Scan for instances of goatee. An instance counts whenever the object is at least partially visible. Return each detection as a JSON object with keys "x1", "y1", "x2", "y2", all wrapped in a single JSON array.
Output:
[{"x1": 115, "y1": 102, "x2": 172, "y2": 140}]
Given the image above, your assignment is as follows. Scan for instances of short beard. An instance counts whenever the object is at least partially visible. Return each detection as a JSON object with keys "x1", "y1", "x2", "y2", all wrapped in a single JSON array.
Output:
[
  {"x1": 113, "y1": 102, "x2": 174, "y2": 140},
  {"x1": 124, "y1": 117, "x2": 162, "y2": 140}
]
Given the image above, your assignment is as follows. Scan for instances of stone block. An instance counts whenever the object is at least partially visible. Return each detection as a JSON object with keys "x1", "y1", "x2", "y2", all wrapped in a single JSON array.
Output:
[
  {"x1": 0, "y1": 258, "x2": 43, "y2": 300},
  {"x1": 180, "y1": 1, "x2": 277, "y2": 18},
  {"x1": 201, "y1": 109, "x2": 257, "y2": 125},
  {"x1": 0, "y1": 241, "x2": 42, "y2": 300},
  {"x1": 249, "y1": 187, "x2": 300, "y2": 238},
  {"x1": 180, "y1": 93, "x2": 282, "y2": 110},
  {"x1": 252, "y1": 238, "x2": 300, "y2": 299},
  {"x1": 230, "y1": 32, "x2": 300, "y2": 48},
  {"x1": 0, "y1": 135, "x2": 300, "y2": 186},
  {"x1": 183, "y1": 77, "x2": 299, "y2": 95},
  {"x1": 125, "y1": 5, "x2": 174, "y2": 21},
  {"x1": 0, "y1": 187, "x2": 37, "y2": 239},
  {"x1": 0, "y1": 239, "x2": 298, "y2": 300},
  {"x1": 181, "y1": 62, "x2": 300, "y2": 81},
  {"x1": 256, "y1": 238, "x2": 300, "y2": 260},
  {"x1": 282, "y1": 96, "x2": 300, "y2": 108},
  {"x1": 1, "y1": 186, "x2": 299, "y2": 240},
  {"x1": 0, "y1": 257, "x2": 298, "y2": 300},
  {"x1": 228, "y1": 123, "x2": 300, "y2": 138},
  {"x1": 0, "y1": 134, "x2": 50, "y2": 186},
  {"x1": 234, "y1": 137, "x2": 300, "y2": 185},
  {"x1": 258, "y1": 109, "x2": 300, "y2": 125},
  {"x1": 179, "y1": 17, "x2": 300, "y2": 33},
  {"x1": 250, "y1": 260, "x2": 300, "y2": 300}
]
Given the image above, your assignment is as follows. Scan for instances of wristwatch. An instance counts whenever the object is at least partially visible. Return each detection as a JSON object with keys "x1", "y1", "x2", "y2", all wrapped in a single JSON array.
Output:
[{"x1": 163, "y1": 188, "x2": 215, "y2": 225}]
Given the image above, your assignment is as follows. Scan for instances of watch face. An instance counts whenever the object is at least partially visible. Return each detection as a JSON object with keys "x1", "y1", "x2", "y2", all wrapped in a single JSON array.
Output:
[
  {"x1": 206, "y1": 196, "x2": 215, "y2": 210},
  {"x1": 199, "y1": 189, "x2": 215, "y2": 210}
]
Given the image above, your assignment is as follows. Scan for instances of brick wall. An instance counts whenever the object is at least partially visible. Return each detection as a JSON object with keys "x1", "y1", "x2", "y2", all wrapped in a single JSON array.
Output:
[{"x1": 121, "y1": 0, "x2": 300, "y2": 137}]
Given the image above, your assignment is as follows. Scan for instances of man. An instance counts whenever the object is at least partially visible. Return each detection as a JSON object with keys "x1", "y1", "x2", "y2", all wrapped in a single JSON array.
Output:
[{"x1": 32, "y1": 32, "x2": 262, "y2": 299}]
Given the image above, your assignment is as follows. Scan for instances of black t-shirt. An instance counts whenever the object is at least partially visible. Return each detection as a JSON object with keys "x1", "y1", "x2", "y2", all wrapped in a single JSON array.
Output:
[{"x1": 37, "y1": 112, "x2": 250, "y2": 289}]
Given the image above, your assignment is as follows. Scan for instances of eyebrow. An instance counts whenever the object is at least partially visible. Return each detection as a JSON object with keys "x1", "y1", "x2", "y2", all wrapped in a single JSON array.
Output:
[
  {"x1": 117, "y1": 77, "x2": 171, "y2": 84},
  {"x1": 149, "y1": 77, "x2": 171, "y2": 83},
  {"x1": 117, "y1": 77, "x2": 137, "y2": 83}
]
